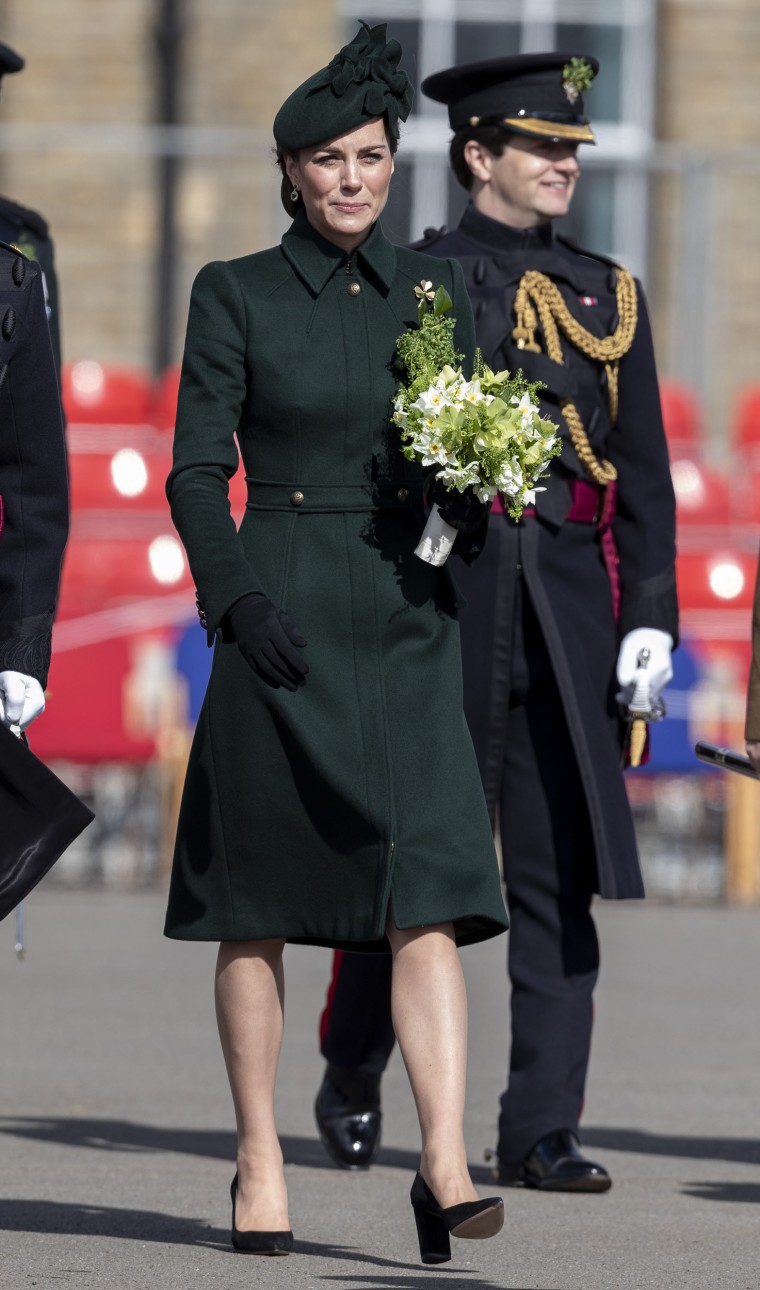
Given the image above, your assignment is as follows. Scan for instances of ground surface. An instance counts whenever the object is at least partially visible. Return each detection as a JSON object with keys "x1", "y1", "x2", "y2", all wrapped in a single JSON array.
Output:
[{"x1": 1, "y1": 889, "x2": 758, "y2": 1290}]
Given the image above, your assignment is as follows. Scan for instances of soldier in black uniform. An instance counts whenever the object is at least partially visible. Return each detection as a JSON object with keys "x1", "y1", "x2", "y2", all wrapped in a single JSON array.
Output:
[
  {"x1": 0, "y1": 40, "x2": 62, "y2": 371},
  {"x1": 0, "y1": 240, "x2": 68, "y2": 729},
  {"x1": 313, "y1": 53, "x2": 678, "y2": 1192}
]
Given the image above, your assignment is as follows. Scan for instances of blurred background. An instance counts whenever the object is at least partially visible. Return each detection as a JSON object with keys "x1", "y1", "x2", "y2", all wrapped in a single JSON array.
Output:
[{"x1": 1, "y1": 0, "x2": 759, "y2": 902}]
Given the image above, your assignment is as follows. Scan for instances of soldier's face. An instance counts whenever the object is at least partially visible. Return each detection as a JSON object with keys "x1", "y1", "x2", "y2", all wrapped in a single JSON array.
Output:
[
  {"x1": 285, "y1": 117, "x2": 395, "y2": 254},
  {"x1": 468, "y1": 135, "x2": 581, "y2": 228}
]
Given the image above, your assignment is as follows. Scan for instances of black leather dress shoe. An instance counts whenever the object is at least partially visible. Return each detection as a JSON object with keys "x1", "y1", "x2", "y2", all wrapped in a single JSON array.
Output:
[
  {"x1": 314, "y1": 1064, "x2": 382, "y2": 1170},
  {"x1": 486, "y1": 1129, "x2": 612, "y2": 1192}
]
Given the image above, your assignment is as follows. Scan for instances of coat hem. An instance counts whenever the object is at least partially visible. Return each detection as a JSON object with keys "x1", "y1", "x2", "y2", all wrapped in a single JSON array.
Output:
[{"x1": 163, "y1": 911, "x2": 509, "y2": 952}]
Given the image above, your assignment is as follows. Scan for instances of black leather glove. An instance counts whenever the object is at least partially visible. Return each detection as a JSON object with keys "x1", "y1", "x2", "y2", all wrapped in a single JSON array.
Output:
[
  {"x1": 224, "y1": 593, "x2": 308, "y2": 692},
  {"x1": 425, "y1": 474, "x2": 492, "y2": 535}
]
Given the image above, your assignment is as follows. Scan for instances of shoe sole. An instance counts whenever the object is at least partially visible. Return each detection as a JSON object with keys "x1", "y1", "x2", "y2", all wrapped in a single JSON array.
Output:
[
  {"x1": 233, "y1": 1246, "x2": 292, "y2": 1256},
  {"x1": 450, "y1": 1202, "x2": 504, "y2": 1239},
  {"x1": 524, "y1": 1173, "x2": 612, "y2": 1194}
]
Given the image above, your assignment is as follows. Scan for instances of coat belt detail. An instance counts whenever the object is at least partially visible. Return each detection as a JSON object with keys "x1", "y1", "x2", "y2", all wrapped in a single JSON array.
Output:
[{"x1": 244, "y1": 478, "x2": 423, "y2": 513}]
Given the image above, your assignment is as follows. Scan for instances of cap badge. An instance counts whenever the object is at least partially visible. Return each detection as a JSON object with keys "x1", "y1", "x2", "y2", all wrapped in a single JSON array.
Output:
[{"x1": 562, "y1": 57, "x2": 596, "y2": 105}]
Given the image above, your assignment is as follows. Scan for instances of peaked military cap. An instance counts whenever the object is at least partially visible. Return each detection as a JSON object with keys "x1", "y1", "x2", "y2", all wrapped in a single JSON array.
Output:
[
  {"x1": 0, "y1": 41, "x2": 24, "y2": 75},
  {"x1": 273, "y1": 20, "x2": 413, "y2": 151},
  {"x1": 422, "y1": 51, "x2": 598, "y2": 145}
]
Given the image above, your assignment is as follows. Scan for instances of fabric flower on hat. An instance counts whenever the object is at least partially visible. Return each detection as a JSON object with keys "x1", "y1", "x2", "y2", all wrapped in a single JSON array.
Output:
[{"x1": 308, "y1": 21, "x2": 414, "y2": 138}]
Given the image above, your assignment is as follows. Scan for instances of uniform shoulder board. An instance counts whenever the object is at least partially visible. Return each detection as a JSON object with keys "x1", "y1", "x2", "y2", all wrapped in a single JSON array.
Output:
[
  {"x1": 556, "y1": 233, "x2": 627, "y2": 275},
  {"x1": 409, "y1": 225, "x2": 448, "y2": 251},
  {"x1": 0, "y1": 194, "x2": 50, "y2": 240}
]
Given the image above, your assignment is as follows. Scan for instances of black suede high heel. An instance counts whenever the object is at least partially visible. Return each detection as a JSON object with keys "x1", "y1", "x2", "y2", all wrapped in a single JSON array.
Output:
[
  {"x1": 410, "y1": 1171, "x2": 504, "y2": 1265},
  {"x1": 229, "y1": 1173, "x2": 293, "y2": 1255}
]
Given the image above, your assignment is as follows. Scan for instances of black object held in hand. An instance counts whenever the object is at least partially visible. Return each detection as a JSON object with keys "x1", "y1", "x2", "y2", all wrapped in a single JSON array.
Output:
[
  {"x1": 425, "y1": 474, "x2": 491, "y2": 535},
  {"x1": 0, "y1": 722, "x2": 95, "y2": 922},
  {"x1": 694, "y1": 741, "x2": 759, "y2": 780},
  {"x1": 225, "y1": 593, "x2": 308, "y2": 692}
]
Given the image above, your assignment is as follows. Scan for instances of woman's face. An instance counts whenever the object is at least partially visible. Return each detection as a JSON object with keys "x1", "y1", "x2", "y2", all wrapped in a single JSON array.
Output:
[{"x1": 285, "y1": 117, "x2": 394, "y2": 253}]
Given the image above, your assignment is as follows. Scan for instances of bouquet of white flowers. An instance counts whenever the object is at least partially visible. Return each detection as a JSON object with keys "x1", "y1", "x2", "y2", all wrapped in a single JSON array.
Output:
[{"x1": 392, "y1": 280, "x2": 561, "y2": 565}]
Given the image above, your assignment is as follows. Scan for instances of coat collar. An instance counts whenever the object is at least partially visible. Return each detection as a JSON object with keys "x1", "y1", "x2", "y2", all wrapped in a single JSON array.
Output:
[{"x1": 281, "y1": 208, "x2": 397, "y2": 295}]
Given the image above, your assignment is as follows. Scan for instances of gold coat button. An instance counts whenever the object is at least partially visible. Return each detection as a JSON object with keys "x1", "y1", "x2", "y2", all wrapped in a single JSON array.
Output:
[
  {"x1": 397, "y1": 487, "x2": 410, "y2": 502},
  {"x1": 290, "y1": 490, "x2": 304, "y2": 506},
  {"x1": 347, "y1": 281, "x2": 361, "y2": 296}
]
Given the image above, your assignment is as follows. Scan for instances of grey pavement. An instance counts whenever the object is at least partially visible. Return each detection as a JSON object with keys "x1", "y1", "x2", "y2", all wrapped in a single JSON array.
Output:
[{"x1": 1, "y1": 888, "x2": 758, "y2": 1290}]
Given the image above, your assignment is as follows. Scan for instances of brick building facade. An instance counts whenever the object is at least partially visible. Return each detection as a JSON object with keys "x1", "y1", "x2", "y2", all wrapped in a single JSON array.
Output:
[{"x1": 0, "y1": 0, "x2": 759, "y2": 431}]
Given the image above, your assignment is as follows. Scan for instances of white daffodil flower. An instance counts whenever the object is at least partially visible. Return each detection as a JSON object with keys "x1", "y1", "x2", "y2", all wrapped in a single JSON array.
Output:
[
  {"x1": 438, "y1": 462, "x2": 479, "y2": 491},
  {"x1": 511, "y1": 391, "x2": 540, "y2": 428},
  {"x1": 497, "y1": 458, "x2": 524, "y2": 497},
  {"x1": 461, "y1": 379, "x2": 487, "y2": 406},
  {"x1": 413, "y1": 383, "x2": 450, "y2": 415},
  {"x1": 414, "y1": 428, "x2": 450, "y2": 466}
]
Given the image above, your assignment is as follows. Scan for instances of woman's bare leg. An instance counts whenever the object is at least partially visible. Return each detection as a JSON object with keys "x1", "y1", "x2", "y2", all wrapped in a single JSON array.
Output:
[
  {"x1": 215, "y1": 939, "x2": 289, "y2": 1230},
  {"x1": 386, "y1": 919, "x2": 480, "y2": 1208}
]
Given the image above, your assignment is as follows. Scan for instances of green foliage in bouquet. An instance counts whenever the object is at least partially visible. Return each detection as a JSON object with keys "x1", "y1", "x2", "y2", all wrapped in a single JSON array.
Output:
[{"x1": 395, "y1": 282, "x2": 462, "y2": 394}]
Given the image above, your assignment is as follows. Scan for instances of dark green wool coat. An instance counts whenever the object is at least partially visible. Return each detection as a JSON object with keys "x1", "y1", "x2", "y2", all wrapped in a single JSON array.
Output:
[{"x1": 164, "y1": 210, "x2": 508, "y2": 951}]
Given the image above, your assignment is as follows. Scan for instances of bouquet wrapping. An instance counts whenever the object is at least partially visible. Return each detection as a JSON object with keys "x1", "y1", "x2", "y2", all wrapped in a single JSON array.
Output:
[
  {"x1": 413, "y1": 503, "x2": 457, "y2": 567},
  {"x1": 392, "y1": 281, "x2": 561, "y2": 564}
]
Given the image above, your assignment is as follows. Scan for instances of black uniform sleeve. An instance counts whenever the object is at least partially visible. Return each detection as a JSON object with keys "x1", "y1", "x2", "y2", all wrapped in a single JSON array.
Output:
[
  {"x1": 606, "y1": 281, "x2": 679, "y2": 645},
  {"x1": 0, "y1": 252, "x2": 69, "y2": 686}
]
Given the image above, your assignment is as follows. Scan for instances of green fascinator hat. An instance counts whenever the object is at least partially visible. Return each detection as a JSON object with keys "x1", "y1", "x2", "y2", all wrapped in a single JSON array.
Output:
[{"x1": 273, "y1": 21, "x2": 414, "y2": 151}]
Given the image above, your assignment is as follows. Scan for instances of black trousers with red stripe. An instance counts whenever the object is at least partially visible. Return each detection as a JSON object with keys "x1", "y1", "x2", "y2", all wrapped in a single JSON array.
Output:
[
  {"x1": 318, "y1": 574, "x2": 600, "y2": 1163},
  {"x1": 319, "y1": 949, "x2": 395, "y2": 1075}
]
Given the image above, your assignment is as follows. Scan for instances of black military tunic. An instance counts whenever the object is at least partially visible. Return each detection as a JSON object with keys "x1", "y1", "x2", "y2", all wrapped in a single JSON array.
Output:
[
  {"x1": 318, "y1": 204, "x2": 677, "y2": 1163},
  {"x1": 431, "y1": 205, "x2": 678, "y2": 894},
  {"x1": 0, "y1": 242, "x2": 68, "y2": 687}
]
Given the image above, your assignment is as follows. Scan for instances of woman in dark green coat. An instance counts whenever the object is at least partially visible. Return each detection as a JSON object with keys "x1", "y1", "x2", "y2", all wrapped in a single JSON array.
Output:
[{"x1": 165, "y1": 23, "x2": 507, "y2": 1263}]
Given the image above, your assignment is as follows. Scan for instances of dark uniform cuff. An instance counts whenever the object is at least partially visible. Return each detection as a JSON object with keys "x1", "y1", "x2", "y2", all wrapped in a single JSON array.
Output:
[
  {"x1": 618, "y1": 567, "x2": 679, "y2": 647},
  {"x1": 0, "y1": 630, "x2": 53, "y2": 689}
]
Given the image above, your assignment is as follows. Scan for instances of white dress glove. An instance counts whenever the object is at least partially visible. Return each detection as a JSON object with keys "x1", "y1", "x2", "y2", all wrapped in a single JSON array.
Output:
[
  {"x1": 615, "y1": 628, "x2": 673, "y2": 714},
  {"x1": 0, "y1": 671, "x2": 46, "y2": 729}
]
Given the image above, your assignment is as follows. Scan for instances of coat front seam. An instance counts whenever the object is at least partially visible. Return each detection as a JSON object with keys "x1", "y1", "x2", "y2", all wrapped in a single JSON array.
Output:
[{"x1": 342, "y1": 513, "x2": 375, "y2": 836}]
